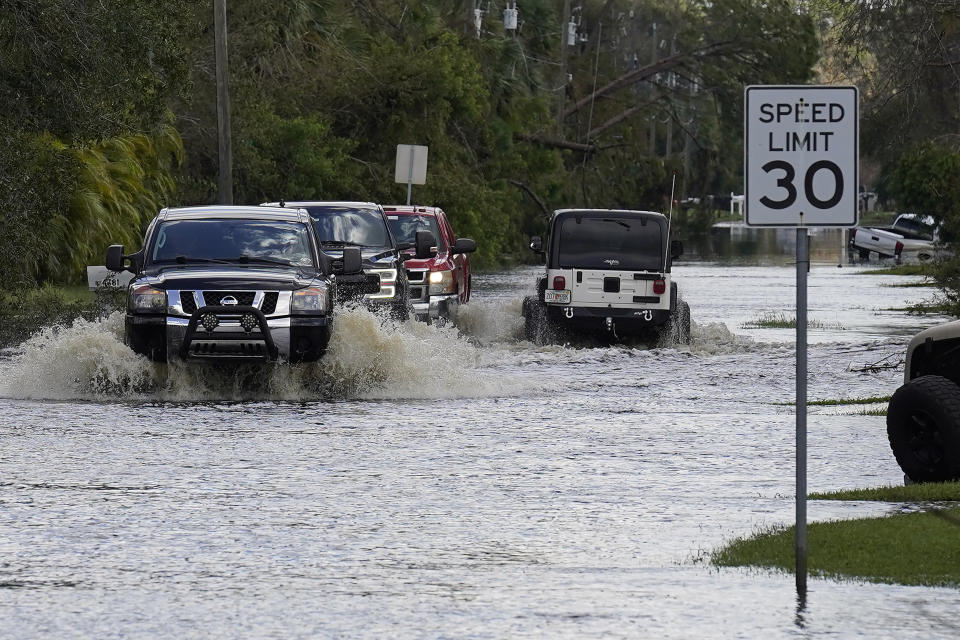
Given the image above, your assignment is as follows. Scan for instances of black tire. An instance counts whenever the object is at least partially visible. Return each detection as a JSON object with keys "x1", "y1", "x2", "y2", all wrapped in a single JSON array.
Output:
[
  {"x1": 522, "y1": 296, "x2": 550, "y2": 345},
  {"x1": 887, "y1": 375, "x2": 960, "y2": 483}
]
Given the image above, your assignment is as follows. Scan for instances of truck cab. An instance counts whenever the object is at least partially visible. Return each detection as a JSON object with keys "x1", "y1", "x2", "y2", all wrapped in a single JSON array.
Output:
[{"x1": 523, "y1": 208, "x2": 688, "y2": 344}]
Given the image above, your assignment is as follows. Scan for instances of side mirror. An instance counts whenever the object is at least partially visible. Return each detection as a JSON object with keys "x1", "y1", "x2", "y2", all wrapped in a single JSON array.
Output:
[
  {"x1": 342, "y1": 247, "x2": 363, "y2": 275},
  {"x1": 670, "y1": 240, "x2": 684, "y2": 260},
  {"x1": 415, "y1": 230, "x2": 436, "y2": 259},
  {"x1": 529, "y1": 236, "x2": 542, "y2": 253},
  {"x1": 451, "y1": 238, "x2": 476, "y2": 254},
  {"x1": 106, "y1": 245, "x2": 127, "y2": 272},
  {"x1": 396, "y1": 242, "x2": 413, "y2": 251}
]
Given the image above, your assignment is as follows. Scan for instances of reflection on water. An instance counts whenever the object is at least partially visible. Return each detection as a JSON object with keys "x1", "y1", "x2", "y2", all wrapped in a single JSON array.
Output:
[{"x1": 685, "y1": 224, "x2": 850, "y2": 266}]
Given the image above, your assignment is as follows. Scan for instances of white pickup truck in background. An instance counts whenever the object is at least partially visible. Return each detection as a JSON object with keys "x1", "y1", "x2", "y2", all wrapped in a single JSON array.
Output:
[{"x1": 849, "y1": 213, "x2": 941, "y2": 262}]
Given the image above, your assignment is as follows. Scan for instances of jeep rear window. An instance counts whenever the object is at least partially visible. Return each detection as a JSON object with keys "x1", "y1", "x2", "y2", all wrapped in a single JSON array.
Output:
[
  {"x1": 304, "y1": 206, "x2": 390, "y2": 247},
  {"x1": 556, "y1": 217, "x2": 663, "y2": 271},
  {"x1": 386, "y1": 215, "x2": 447, "y2": 251},
  {"x1": 150, "y1": 219, "x2": 314, "y2": 267}
]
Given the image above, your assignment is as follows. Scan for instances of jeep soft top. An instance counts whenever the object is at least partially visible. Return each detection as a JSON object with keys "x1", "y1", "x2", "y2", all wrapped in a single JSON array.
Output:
[
  {"x1": 522, "y1": 208, "x2": 689, "y2": 344},
  {"x1": 105, "y1": 205, "x2": 353, "y2": 363}
]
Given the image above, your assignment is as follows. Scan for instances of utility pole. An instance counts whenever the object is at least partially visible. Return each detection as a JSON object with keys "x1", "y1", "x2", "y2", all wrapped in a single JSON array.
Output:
[
  {"x1": 214, "y1": 0, "x2": 233, "y2": 204},
  {"x1": 649, "y1": 21, "x2": 658, "y2": 153},
  {"x1": 557, "y1": 0, "x2": 572, "y2": 135}
]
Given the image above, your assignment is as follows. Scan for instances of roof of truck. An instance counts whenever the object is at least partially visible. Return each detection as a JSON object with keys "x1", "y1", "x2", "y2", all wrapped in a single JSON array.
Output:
[{"x1": 158, "y1": 205, "x2": 310, "y2": 224}]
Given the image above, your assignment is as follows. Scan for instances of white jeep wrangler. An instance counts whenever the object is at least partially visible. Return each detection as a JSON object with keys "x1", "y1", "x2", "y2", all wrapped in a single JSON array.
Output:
[
  {"x1": 887, "y1": 320, "x2": 960, "y2": 482},
  {"x1": 522, "y1": 208, "x2": 689, "y2": 345}
]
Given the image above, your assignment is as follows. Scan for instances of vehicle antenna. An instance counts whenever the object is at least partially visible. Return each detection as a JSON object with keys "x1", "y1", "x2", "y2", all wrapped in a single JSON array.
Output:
[{"x1": 664, "y1": 173, "x2": 676, "y2": 271}]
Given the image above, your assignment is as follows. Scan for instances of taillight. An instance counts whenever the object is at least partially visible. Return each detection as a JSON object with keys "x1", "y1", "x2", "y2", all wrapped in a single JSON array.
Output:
[
  {"x1": 895, "y1": 241, "x2": 904, "y2": 255},
  {"x1": 553, "y1": 276, "x2": 566, "y2": 290},
  {"x1": 653, "y1": 279, "x2": 666, "y2": 295},
  {"x1": 849, "y1": 228, "x2": 857, "y2": 240}
]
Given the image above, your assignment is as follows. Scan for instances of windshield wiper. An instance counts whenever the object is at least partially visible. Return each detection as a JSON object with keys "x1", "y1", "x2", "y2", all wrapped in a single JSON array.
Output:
[
  {"x1": 320, "y1": 240, "x2": 367, "y2": 247},
  {"x1": 153, "y1": 256, "x2": 232, "y2": 265},
  {"x1": 602, "y1": 219, "x2": 631, "y2": 229},
  {"x1": 221, "y1": 255, "x2": 295, "y2": 266}
]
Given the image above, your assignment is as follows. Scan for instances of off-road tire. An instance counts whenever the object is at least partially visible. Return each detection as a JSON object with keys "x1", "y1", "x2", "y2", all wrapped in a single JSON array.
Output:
[
  {"x1": 522, "y1": 296, "x2": 550, "y2": 345},
  {"x1": 887, "y1": 375, "x2": 960, "y2": 483}
]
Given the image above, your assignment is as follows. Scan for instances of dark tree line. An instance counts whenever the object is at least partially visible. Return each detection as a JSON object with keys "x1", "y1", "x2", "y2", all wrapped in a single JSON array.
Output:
[{"x1": 0, "y1": 0, "x2": 818, "y2": 285}]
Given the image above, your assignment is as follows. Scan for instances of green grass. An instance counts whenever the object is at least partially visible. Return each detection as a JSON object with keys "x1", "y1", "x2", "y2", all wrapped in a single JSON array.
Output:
[
  {"x1": 807, "y1": 395, "x2": 890, "y2": 406},
  {"x1": 858, "y1": 407, "x2": 887, "y2": 416},
  {"x1": 810, "y1": 481, "x2": 960, "y2": 501},
  {"x1": 713, "y1": 482, "x2": 960, "y2": 587},
  {"x1": 883, "y1": 280, "x2": 935, "y2": 288},
  {"x1": 742, "y1": 313, "x2": 842, "y2": 330},
  {"x1": 0, "y1": 285, "x2": 121, "y2": 348},
  {"x1": 862, "y1": 264, "x2": 932, "y2": 276},
  {"x1": 885, "y1": 301, "x2": 952, "y2": 315},
  {"x1": 712, "y1": 510, "x2": 960, "y2": 587}
]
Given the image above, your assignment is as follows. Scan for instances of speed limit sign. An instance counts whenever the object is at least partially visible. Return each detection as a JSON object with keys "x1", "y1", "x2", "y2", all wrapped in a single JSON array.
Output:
[{"x1": 745, "y1": 85, "x2": 858, "y2": 227}]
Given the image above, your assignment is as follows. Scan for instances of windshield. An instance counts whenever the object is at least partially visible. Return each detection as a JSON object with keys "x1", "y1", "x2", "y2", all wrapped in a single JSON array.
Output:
[
  {"x1": 150, "y1": 219, "x2": 315, "y2": 267},
  {"x1": 895, "y1": 216, "x2": 936, "y2": 240},
  {"x1": 386, "y1": 214, "x2": 447, "y2": 251},
  {"x1": 556, "y1": 216, "x2": 663, "y2": 271},
  {"x1": 304, "y1": 206, "x2": 390, "y2": 247}
]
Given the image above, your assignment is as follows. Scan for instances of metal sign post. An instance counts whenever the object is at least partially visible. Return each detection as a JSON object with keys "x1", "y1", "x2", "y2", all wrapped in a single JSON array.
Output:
[
  {"x1": 795, "y1": 226, "x2": 808, "y2": 593},
  {"x1": 744, "y1": 85, "x2": 858, "y2": 595},
  {"x1": 395, "y1": 144, "x2": 428, "y2": 205}
]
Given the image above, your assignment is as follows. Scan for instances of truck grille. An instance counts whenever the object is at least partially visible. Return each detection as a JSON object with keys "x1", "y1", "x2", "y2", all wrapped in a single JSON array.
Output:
[
  {"x1": 203, "y1": 291, "x2": 256, "y2": 306},
  {"x1": 177, "y1": 290, "x2": 280, "y2": 315},
  {"x1": 181, "y1": 292, "x2": 197, "y2": 314},
  {"x1": 338, "y1": 275, "x2": 382, "y2": 301},
  {"x1": 261, "y1": 292, "x2": 279, "y2": 314}
]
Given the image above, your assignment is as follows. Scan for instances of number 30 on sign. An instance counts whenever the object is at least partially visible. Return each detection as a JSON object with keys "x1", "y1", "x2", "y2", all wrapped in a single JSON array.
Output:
[{"x1": 744, "y1": 86, "x2": 858, "y2": 227}]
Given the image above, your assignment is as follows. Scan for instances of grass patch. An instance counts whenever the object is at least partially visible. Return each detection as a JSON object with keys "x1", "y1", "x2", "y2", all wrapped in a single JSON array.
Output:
[
  {"x1": 858, "y1": 407, "x2": 887, "y2": 416},
  {"x1": 808, "y1": 395, "x2": 889, "y2": 406},
  {"x1": 712, "y1": 509, "x2": 960, "y2": 587},
  {"x1": 742, "y1": 313, "x2": 842, "y2": 330},
  {"x1": 883, "y1": 280, "x2": 935, "y2": 288},
  {"x1": 0, "y1": 286, "x2": 123, "y2": 349},
  {"x1": 862, "y1": 264, "x2": 932, "y2": 276},
  {"x1": 885, "y1": 301, "x2": 952, "y2": 315},
  {"x1": 810, "y1": 481, "x2": 960, "y2": 501}
]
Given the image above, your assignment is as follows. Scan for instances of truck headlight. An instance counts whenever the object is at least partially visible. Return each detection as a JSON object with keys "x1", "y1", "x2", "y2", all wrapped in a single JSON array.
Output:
[
  {"x1": 130, "y1": 285, "x2": 167, "y2": 312},
  {"x1": 291, "y1": 286, "x2": 328, "y2": 312},
  {"x1": 429, "y1": 270, "x2": 456, "y2": 295}
]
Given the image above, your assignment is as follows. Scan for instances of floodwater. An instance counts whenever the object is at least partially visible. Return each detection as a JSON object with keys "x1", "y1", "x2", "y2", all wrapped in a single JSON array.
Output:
[{"x1": 2, "y1": 226, "x2": 959, "y2": 638}]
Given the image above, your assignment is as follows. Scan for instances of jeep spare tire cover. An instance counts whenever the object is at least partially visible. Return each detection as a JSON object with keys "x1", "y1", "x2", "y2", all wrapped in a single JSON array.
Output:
[{"x1": 887, "y1": 375, "x2": 960, "y2": 483}]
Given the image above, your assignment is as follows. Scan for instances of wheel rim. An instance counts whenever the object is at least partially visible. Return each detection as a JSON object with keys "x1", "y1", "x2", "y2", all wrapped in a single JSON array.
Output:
[{"x1": 906, "y1": 410, "x2": 944, "y2": 469}]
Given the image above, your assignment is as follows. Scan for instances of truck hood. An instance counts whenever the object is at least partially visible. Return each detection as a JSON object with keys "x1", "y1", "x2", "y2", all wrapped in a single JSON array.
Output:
[{"x1": 139, "y1": 265, "x2": 322, "y2": 291}]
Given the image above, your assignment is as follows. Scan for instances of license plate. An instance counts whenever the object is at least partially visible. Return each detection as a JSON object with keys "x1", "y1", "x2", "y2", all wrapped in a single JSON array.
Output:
[{"x1": 544, "y1": 290, "x2": 571, "y2": 304}]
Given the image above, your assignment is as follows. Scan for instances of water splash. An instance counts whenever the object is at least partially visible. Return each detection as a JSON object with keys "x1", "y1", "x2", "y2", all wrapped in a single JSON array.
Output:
[{"x1": 0, "y1": 307, "x2": 541, "y2": 402}]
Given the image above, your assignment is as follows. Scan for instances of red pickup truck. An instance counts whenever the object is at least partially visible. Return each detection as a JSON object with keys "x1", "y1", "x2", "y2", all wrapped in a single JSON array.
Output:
[{"x1": 383, "y1": 205, "x2": 476, "y2": 323}]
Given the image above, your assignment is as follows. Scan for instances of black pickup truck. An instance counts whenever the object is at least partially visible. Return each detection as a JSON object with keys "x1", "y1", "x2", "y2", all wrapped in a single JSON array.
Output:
[
  {"x1": 106, "y1": 205, "x2": 362, "y2": 363},
  {"x1": 262, "y1": 201, "x2": 412, "y2": 320}
]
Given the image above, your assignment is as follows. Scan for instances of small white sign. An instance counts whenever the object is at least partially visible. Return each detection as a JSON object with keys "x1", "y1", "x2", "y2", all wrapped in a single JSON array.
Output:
[
  {"x1": 745, "y1": 85, "x2": 858, "y2": 227},
  {"x1": 86, "y1": 266, "x2": 133, "y2": 291},
  {"x1": 394, "y1": 144, "x2": 428, "y2": 185}
]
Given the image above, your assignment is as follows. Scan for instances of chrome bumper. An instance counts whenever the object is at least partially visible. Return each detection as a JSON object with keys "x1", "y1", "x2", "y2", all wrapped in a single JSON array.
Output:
[{"x1": 412, "y1": 294, "x2": 459, "y2": 322}]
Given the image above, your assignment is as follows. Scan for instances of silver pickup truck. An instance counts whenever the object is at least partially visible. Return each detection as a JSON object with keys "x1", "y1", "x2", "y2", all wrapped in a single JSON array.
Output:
[{"x1": 848, "y1": 213, "x2": 939, "y2": 262}]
